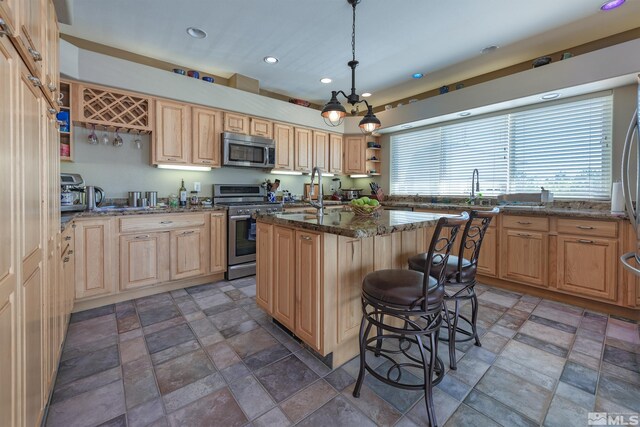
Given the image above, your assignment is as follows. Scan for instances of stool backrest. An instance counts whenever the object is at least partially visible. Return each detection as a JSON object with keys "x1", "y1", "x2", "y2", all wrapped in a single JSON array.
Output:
[
  {"x1": 455, "y1": 207, "x2": 500, "y2": 281},
  {"x1": 422, "y1": 212, "x2": 469, "y2": 306}
]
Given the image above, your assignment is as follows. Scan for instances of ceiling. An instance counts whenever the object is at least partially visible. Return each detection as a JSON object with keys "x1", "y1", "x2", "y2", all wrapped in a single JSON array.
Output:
[{"x1": 59, "y1": 0, "x2": 640, "y2": 108}]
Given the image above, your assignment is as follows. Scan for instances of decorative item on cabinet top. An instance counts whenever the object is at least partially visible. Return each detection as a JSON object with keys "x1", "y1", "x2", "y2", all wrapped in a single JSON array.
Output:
[{"x1": 72, "y1": 82, "x2": 154, "y2": 134}]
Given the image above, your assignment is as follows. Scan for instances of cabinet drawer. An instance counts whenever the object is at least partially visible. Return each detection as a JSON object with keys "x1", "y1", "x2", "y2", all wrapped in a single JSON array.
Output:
[
  {"x1": 502, "y1": 215, "x2": 548, "y2": 231},
  {"x1": 557, "y1": 218, "x2": 618, "y2": 238},
  {"x1": 120, "y1": 214, "x2": 206, "y2": 233}
]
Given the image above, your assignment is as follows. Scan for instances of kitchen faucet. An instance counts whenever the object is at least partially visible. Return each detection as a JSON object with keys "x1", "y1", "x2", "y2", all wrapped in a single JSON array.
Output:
[
  {"x1": 309, "y1": 167, "x2": 324, "y2": 217},
  {"x1": 470, "y1": 168, "x2": 480, "y2": 205}
]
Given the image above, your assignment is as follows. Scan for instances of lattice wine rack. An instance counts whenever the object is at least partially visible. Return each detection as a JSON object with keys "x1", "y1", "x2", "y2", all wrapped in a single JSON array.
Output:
[{"x1": 73, "y1": 83, "x2": 154, "y2": 134}]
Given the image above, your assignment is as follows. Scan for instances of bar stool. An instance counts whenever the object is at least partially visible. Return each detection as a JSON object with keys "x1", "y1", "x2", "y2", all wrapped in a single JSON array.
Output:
[
  {"x1": 353, "y1": 213, "x2": 468, "y2": 427},
  {"x1": 408, "y1": 208, "x2": 499, "y2": 370}
]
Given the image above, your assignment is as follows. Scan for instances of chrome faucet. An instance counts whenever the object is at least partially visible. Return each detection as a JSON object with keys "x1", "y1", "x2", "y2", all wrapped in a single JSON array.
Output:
[
  {"x1": 309, "y1": 167, "x2": 324, "y2": 217},
  {"x1": 470, "y1": 169, "x2": 480, "y2": 205}
]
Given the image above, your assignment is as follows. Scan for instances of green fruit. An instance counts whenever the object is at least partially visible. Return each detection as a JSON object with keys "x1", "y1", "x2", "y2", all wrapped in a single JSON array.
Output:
[
  {"x1": 360, "y1": 196, "x2": 370, "y2": 203},
  {"x1": 369, "y1": 199, "x2": 380, "y2": 206},
  {"x1": 350, "y1": 199, "x2": 358, "y2": 206},
  {"x1": 356, "y1": 199, "x2": 365, "y2": 206}
]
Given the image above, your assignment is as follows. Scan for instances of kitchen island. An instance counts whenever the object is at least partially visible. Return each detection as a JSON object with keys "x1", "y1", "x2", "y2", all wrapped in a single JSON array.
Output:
[{"x1": 256, "y1": 209, "x2": 454, "y2": 367}]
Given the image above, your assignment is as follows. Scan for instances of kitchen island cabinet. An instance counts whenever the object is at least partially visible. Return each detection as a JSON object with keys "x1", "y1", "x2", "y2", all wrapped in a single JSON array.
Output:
[{"x1": 256, "y1": 210, "x2": 449, "y2": 366}]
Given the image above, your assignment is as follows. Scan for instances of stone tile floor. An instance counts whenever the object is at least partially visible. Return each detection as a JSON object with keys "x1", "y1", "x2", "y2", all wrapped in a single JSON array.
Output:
[{"x1": 45, "y1": 278, "x2": 640, "y2": 427}]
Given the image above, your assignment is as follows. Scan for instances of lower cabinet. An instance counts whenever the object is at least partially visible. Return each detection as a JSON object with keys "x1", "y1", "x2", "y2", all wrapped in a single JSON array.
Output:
[
  {"x1": 500, "y1": 229, "x2": 548, "y2": 287},
  {"x1": 272, "y1": 226, "x2": 296, "y2": 330},
  {"x1": 557, "y1": 236, "x2": 617, "y2": 301},
  {"x1": 170, "y1": 228, "x2": 207, "y2": 280},
  {"x1": 120, "y1": 232, "x2": 170, "y2": 290},
  {"x1": 74, "y1": 218, "x2": 115, "y2": 299},
  {"x1": 255, "y1": 222, "x2": 273, "y2": 312},
  {"x1": 210, "y1": 212, "x2": 226, "y2": 274},
  {"x1": 477, "y1": 226, "x2": 498, "y2": 277},
  {"x1": 295, "y1": 230, "x2": 321, "y2": 351}
]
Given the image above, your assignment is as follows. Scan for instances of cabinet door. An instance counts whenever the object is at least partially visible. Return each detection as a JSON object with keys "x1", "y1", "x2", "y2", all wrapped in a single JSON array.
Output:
[
  {"x1": 272, "y1": 226, "x2": 295, "y2": 330},
  {"x1": 0, "y1": 34, "x2": 19, "y2": 427},
  {"x1": 312, "y1": 131, "x2": 329, "y2": 173},
  {"x1": 0, "y1": 0, "x2": 18, "y2": 35},
  {"x1": 16, "y1": 0, "x2": 44, "y2": 78},
  {"x1": 295, "y1": 231, "x2": 321, "y2": 351},
  {"x1": 154, "y1": 99, "x2": 190, "y2": 164},
  {"x1": 210, "y1": 213, "x2": 227, "y2": 274},
  {"x1": 250, "y1": 118, "x2": 272, "y2": 138},
  {"x1": 256, "y1": 222, "x2": 273, "y2": 313},
  {"x1": 223, "y1": 112, "x2": 249, "y2": 134},
  {"x1": 170, "y1": 228, "x2": 206, "y2": 280},
  {"x1": 476, "y1": 226, "x2": 497, "y2": 277},
  {"x1": 329, "y1": 134, "x2": 343, "y2": 174},
  {"x1": 557, "y1": 236, "x2": 617, "y2": 301},
  {"x1": 294, "y1": 127, "x2": 313, "y2": 173},
  {"x1": 273, "y1": 122, "x2": 294, "y2": 170},
  {"x1": 120, "y1": 232, "x2": 169, "y2": 290},
  {"x1": 74, "y1": 219, "x2": 115, "y2": 299},
  {"x1": 344, "y1": 135, "x2": 366, "y2": 174},
  {"x1": 192, "y1": 106, "x2": 222, "y2": 167},
  {"x1": 500, "y1": 229, "x2": 548, "y2": 287}
]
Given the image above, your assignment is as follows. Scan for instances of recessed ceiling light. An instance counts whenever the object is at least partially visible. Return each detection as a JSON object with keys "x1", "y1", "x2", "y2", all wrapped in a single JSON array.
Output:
[
  {"x1": 361, "y1": 92, "x2": 372, "y2": 97},
  {"x1": 320, "y1": 78, "x2": 332, "y2": 84},
  {"x1": 186, "y1": 27, "x2": 207, "y2": 39},
  {"x1": 263, "y1": 56, "x2": 279, "y2": 64},
  {"x1": 600, "y1": 0, "x2": 625, "y2": 10},
  {"x1": 481, "y1": 45, "x2": 499, "y2": 54},
  {"x1": 541, "y1": 93, "x2": 560, "y2": 100},
  {"x1": 459, "y1": 112, "x2": 471, "y2": 117},
  {"x1": 412, "y1": 73, "x2": 424, "y2": 79}
]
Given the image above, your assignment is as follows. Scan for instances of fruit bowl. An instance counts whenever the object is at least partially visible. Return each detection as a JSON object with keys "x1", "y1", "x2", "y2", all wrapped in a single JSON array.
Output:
[{"x1": 351, "y1": 204, "x2": 383, "y2": 217}]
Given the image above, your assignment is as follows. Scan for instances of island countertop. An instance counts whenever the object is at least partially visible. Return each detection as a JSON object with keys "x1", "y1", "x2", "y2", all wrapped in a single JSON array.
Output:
[{"x1": 257, "y1": 210, "x2": 454, "y2": 238}]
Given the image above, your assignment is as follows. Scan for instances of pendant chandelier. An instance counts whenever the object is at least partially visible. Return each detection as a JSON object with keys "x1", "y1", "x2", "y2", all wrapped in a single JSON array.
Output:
[{"x1": 321, "y1": 0, "x2": 381, "y2": 134}]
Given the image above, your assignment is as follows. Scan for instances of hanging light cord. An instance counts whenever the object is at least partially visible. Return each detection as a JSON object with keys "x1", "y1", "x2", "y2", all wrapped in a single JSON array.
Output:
[{"x1": 351, "y1": 0, "x2": 357, "y2": 63}]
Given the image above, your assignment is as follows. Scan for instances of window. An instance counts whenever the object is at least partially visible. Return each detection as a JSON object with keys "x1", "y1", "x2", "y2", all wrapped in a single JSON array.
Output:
[{"x1": 391, "y1": 95, "x2": 613, "y2": 199}]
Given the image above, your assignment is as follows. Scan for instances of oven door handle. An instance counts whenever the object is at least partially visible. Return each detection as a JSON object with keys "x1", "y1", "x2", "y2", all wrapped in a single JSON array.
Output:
[{"x1": 229, "y1": 215, "x2": 251, "y2": 220}]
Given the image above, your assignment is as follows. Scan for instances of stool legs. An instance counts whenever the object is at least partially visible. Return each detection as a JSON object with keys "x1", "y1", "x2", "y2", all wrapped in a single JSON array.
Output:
[
  {"x1": 416, "y1": 333, "x2": 438, "y2": 426},
  {"x1": 353, "y1": 312, "x2": 372, "y2": 398},
  {"x1": 471, "y1": 290, "x2": 481, "y2": 346}
]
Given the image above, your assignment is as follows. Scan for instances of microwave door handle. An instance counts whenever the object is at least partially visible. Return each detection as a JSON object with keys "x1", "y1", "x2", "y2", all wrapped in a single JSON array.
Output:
[{"x1": 264, "y1": 146, "x2": 270, "y2": 167}]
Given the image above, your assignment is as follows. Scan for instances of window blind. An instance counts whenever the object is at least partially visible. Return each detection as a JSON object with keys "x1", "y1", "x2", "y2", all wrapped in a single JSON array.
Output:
[{"x1": 391, "y1": 95, "x2": 613, "y2": 199}]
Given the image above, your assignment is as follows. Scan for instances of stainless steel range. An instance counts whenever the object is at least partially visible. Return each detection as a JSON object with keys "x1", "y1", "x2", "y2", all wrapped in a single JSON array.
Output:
[{"x1": 213, "y1": 184, "x2": 282, "y2": 280}]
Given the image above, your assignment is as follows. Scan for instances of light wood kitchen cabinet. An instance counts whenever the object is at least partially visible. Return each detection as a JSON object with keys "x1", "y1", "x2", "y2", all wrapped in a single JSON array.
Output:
[
  {"x1": 170, "y1": 228, "x2": 207, "y2": 280},
  {"x1": 42, "y1": 0, "x2": 58, "y2": 107},
  {"x1": 16, "y1": 0, "x2": 44, "y2": 79},
  {"x1": 344, "y1": 135, "x2": 366, "y2": 174},
  {"x1": 272, "y1": 226, "x2": 296, "y2": 330},
  {"x1": 256, "y1": 222, "x2": 273, "y2": 313},
  {"x1": 250, "y1": 117, "x2": 273, "y2": 138},
  {"x1": 500, "y1": 229, "x2": 548, "y2": 287},
  {"x1": 0, "y1": 0, "x2": 18, "y2": 35},
  {"x1": 192, "y1": 106, "x2": 223, "y2": 167},
  {"x1": 61, "y1": 226, "x2": 75, "y2": 319},
  {"x1": 329, "y1": 133, "x2": 343, "y2": 174},
  {"x1": 224, "y1": 112, "x2": 249, "y2": 134},
  {"x1": 312, "y1": 131, "x2": 329, "y2": 173},
  {"x1": 295, "y1": 230, "x2": 321, "y2": 351},
  {"x1": 557, "y1": 236, "x2": 617, "y2": 301},
  {"x1": 120, "y1": 232, "x2": 170, "y2": 290},
  {"x1": 294, "y1": 127, "x2": 313, "y2": 173},
  {"x1": 476, "y1": 226, "x2": 498, "y2": 277},
  {"x1": 74, "y1": 219, "x2": 116, "y2": 299},
  {"x1": 153, "y1": 99, "x2": 190, "y2": 164},
  {"x1": 210, "y1": 212, "x2": 227, "y2": 274},
  {"x1": 273, "y1": 122, "x2": 294, "y2": 170}
]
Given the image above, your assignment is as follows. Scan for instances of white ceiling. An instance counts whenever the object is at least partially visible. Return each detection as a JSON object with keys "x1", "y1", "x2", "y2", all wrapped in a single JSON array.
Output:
[{"x1": 59, "y1": 0, "x2": 640, "y2": 108}]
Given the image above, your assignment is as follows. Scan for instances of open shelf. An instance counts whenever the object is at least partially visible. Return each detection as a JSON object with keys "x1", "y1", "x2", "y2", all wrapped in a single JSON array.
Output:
[{"x1": 59, "y1": 80, "x2": 73, "y2": 162}]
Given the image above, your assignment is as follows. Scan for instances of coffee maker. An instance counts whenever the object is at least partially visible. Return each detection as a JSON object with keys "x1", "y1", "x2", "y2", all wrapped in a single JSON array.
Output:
[{"x1": 60, "y1": 173, "x2": 86, "y2": 212}]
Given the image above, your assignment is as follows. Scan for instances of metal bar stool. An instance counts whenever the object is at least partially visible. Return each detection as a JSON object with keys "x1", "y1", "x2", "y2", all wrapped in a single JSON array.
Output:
[
  {"x1": 408, "y1": 208, "x2": 499, "y2": 370},
  {"x1": 353, "y1": 213, "x2": 468, "y2": 427}
]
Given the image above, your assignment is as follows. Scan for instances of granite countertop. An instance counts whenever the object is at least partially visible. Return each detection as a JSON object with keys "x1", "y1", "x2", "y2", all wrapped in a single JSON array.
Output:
[
  {"x1": 257, "y1": 210, "x2": 454, "y2": 238},
  {"x1": 381, "y1": 201, "x2": 628, "y2": 220},
  {"x1": 60, "y1": 205, "x2": 227, "y2": 232},
  {"x1": 282, "y1": 200, "x2": 347, "y2": 209}
]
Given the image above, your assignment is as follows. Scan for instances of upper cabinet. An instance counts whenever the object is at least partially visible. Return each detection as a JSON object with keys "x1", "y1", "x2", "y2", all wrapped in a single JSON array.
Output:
[
  {"x1": 224, "y1": 112, "x2": 249, "y2": 134},
  {"x1": 15, "y1": 0, "x2": 44, "y2": 79},
  {"x1": 192, "y1": 106, "x2": 222, "y2": 167},
  {"x1": 273, "y1": 122, "x2": 294, "y2": 171},
  {"x1": 0, "y1": 0, "x2": 18, "y2": 35},
  {"x1": 294, "y1": 127, "x2": 313, "y2": 173},
  {"x1": 153, "y1": 99, "x2": 190, "y2": 164},
  {"x1": 312, "y1": 131, "x2": 329, "y2": 173},
  {"x1": 250, "y1": 118, "x2": 273, "y2": 138},
  {"x1": 344, "y1": 135, "x2": 366, "y2": 174},
  {"x1": 42, "y1": 0, "x2": 58, "y2": 107},
  {"x1": 329, "y1": 133, "x2": 343, "y2": 174}
]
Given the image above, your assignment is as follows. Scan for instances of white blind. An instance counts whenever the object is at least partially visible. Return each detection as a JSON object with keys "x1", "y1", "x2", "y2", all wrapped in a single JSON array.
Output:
[
  {"x1": 391, "y1": 95, "x2": 613, "y2": 199},
  {"x1": 509, "y1": 96, "x2": 612, "y2": 198}
]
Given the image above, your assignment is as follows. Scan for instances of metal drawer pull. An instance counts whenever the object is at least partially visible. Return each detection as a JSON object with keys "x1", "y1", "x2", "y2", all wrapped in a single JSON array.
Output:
[
  {"x1": 67, "y1": 250, "x2": 73, "y2": 255},
  {"x1": 578, "y1": 239, "x2": 594, "y2": 244},
  {"x1": 48, "y1": 108, "x2": 57, "y2": 114},
  {"x1": 167, "y1": 158, "x2": 177, "y2": 161},
  {"x1": 181, "y1": 230, "x2": 195, "y2": 235},
  {"x1": 517, "y1": 221, "x2": 532, "y2": 225},
  {"x1": 576, "y1": 225, "x2": 594, "y2": 230},
  {"x1": 28, "y1": 47, "x2": 42, "y2": 61},
  {"x1": 27, "y1": 75, "x2": 42, "y2": 87},
  {"x1": 48, "y1": 83, "x2": 57, "y2": 92},
  {"x1": 201, "y1": 160, "x2": 211, "y2": 164},
  {"x1": 64, "y1": 236, "x2": 71, "y2": 241},
  {"x1": 0, "y1": 19, "x2": 11, "y2": 37},
  {"x1": 63, "y1": 257, "x2": 69, "y2": 263},
  {"x1": 160, "y1": 221, "x2": 173, "y2": 224},
  {"x1": 135, "y1": 235, "x2": 150, "y2": 239},
  {"x1": 517, "y1": 233, "x2": 531, "y2": 237},
  {"x1": 301, "y1": 235, "x2": 312, "y2": 240}
]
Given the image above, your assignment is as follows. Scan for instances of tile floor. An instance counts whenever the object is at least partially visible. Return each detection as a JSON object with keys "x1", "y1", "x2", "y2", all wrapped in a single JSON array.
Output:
[{"x1": 45, "y1": 278, "x2": 640, "y2": 427}]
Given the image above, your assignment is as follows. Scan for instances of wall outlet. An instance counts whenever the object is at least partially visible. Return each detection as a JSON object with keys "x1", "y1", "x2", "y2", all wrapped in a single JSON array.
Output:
[{"x1": 193, "y1": 182, "x2": 201, "y2": 192}]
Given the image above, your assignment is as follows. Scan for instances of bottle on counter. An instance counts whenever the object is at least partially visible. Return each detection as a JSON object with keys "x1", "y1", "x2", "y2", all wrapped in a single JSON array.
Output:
[
  {"x1": 190, "y1": 191, "x2": 199, "y2": 206},
  {"x1": 179, "y1": 179, "x2": 187, "y2": 207}
]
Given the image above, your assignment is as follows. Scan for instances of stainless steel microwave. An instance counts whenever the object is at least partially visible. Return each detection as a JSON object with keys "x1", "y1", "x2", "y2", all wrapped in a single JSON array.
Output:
[{"x1": 222, "y1": 132, "x2": 276, "y2": 169}]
